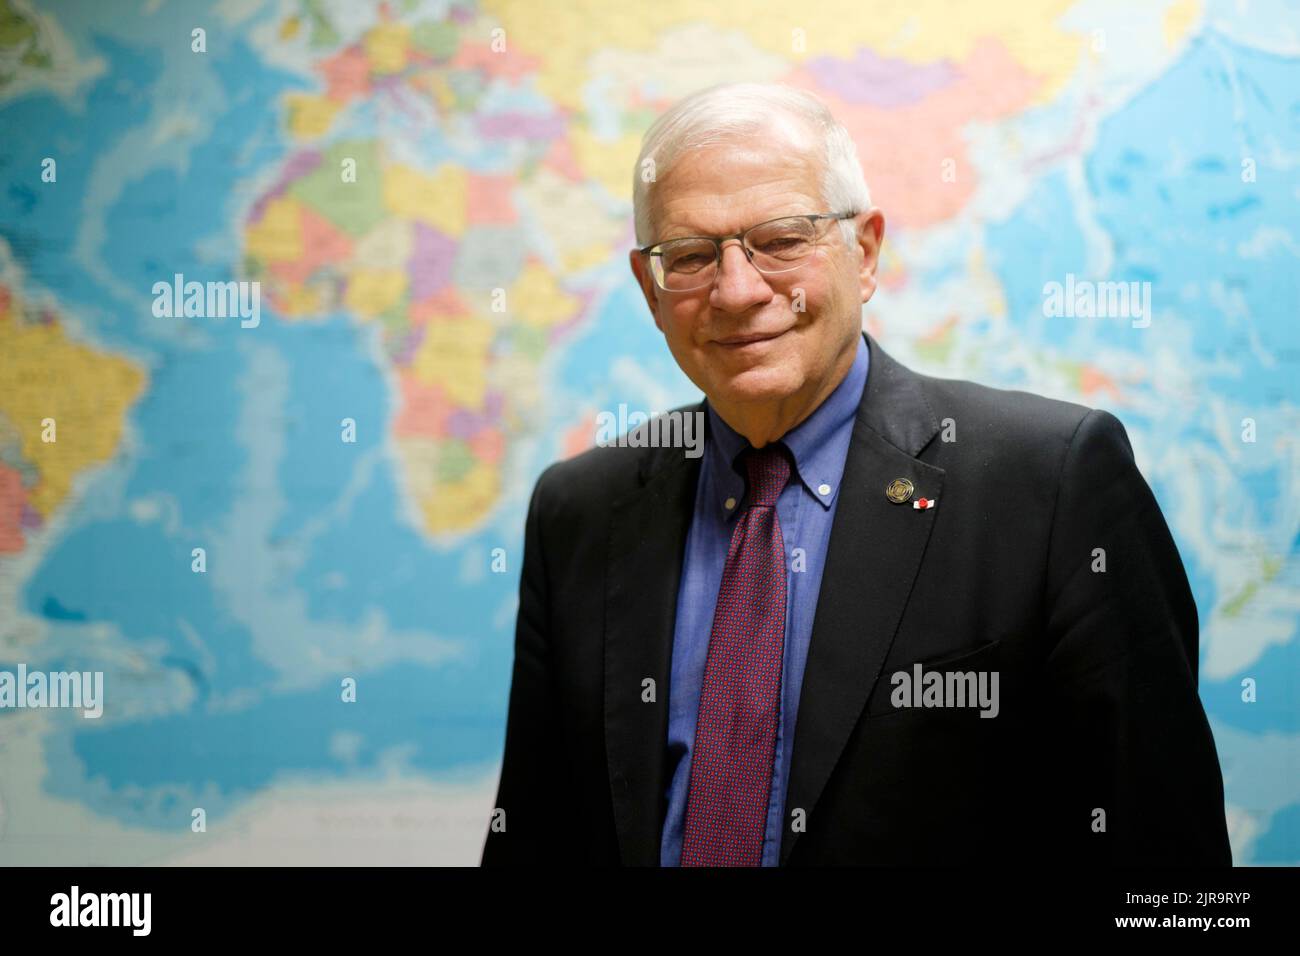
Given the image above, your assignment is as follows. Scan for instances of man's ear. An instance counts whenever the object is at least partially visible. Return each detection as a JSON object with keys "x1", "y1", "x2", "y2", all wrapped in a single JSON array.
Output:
[
  {"x1": 854, "y1": 207, "x2": 886, "y2": 305},
  {"x1": 628, "y1": 249, "x2": 664, "y2": 332}
]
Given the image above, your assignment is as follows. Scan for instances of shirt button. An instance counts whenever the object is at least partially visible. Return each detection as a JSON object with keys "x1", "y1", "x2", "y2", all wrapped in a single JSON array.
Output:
[
  {"x1": 724, "y1": 497, "x2": 737, "y2": 510},
  {"x1": 818, "y1": 483, "x2": 831, "y2": 496}
]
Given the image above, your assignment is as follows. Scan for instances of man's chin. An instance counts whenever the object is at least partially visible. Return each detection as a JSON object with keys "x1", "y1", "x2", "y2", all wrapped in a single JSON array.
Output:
[{"x1": 706, "y1": 367, "x2": 801, "y2": 406}]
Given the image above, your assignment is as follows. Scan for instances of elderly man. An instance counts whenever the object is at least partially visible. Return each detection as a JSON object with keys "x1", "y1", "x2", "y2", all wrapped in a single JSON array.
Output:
[{"x1": 481, "y1": 82, "x2": 1231, "y2": 866}]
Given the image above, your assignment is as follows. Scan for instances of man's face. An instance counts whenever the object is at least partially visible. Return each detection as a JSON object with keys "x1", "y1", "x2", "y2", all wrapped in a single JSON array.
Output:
[{"x1": 629, "y1": 134, "x2": 884, "y2": 412}]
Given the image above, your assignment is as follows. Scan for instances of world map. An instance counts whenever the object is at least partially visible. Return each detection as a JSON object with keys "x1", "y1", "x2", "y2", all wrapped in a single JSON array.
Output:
[{"x1": 0, "y1": 0, "x2": 1296, "y2": 864}]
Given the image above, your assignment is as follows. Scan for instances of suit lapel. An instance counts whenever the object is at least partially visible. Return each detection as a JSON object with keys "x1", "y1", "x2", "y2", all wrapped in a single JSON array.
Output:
[
  {"x1": 779, "y1": 332, "x2": 944, "y2": 864},
  {"x1": 604, "y1": 433, "x2": 702, "y2": 865}
]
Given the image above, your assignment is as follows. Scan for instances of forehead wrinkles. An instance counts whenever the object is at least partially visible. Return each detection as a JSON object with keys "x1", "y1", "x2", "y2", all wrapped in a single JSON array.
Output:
[
  {"x1": 655, "y1": 181, "x2": 821, "y2": 242},
  {"x1": 652, "y1": 139, "x2": 824, "y2": 241}
]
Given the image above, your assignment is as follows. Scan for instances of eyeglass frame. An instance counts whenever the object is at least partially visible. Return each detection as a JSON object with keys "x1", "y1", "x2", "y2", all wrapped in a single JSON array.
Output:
[{"x1": 635, "y1": 210, "x2": 859, "y2": 292}]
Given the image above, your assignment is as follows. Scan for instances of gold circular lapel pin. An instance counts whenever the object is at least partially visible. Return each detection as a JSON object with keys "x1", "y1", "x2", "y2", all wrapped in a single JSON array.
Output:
[{"x1": 885, "y1": 478, "x2": 914, "y2": 504}]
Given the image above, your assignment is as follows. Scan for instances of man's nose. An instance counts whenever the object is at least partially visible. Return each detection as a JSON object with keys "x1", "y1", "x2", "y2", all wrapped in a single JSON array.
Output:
[{"x1": 710, "y1": 239, "x2": 773, "y2": 310}]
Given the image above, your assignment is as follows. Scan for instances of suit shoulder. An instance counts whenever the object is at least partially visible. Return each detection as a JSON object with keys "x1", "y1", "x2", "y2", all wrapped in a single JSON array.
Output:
[
  {"x1": 537, "y1": 441, "x2": 644, "y2": 500},
  {"x1": 913, "y1": 368, "x2": 1103, "y2": 455},
  {"x1": 531, "y1": 401, "x2": 702, "y2": 511}
]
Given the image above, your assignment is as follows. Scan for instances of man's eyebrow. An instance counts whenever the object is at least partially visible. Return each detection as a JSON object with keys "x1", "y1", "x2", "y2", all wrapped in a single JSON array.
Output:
[
  {"x1": 657, "y1": 222, "x2": 721, "y2": 241},
  {"x1": 656, "y1": 220, "x2": 753, "y2": 243},
  {"x1": 657, "y1": 208, "x2": 821, "y2": 242}
]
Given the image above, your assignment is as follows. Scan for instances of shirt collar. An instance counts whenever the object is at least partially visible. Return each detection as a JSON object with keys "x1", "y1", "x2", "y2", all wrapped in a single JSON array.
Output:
[{"x1": 704, "y1": 333, "x2": 870, "y2": 518}]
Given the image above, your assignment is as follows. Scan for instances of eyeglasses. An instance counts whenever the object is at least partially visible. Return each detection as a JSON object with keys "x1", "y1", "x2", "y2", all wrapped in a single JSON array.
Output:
[{"x1": 637, "y1": 211, "x2": 856, "y2": 292}]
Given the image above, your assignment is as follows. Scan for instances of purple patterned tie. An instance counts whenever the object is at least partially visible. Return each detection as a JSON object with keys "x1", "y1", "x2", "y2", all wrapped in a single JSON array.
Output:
[{"x1": 681, "y1": 442, "x2": 791, "y2": 866}]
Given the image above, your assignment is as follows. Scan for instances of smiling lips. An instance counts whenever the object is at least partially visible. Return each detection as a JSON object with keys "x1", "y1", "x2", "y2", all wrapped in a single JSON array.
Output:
[{"x1": 713, "y1": 329, "x2": 788, "y2": 348}]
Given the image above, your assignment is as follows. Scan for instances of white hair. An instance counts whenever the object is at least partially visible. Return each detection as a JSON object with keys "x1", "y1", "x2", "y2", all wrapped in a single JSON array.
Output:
[{"x1": 631, "y1": 82, "x2": 872, "y2": 249}]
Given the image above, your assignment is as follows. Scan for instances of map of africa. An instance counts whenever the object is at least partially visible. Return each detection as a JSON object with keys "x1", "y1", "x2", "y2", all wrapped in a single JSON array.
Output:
[{"x1": 0, "y1": 0, "x2": 1296, "y2": 864}]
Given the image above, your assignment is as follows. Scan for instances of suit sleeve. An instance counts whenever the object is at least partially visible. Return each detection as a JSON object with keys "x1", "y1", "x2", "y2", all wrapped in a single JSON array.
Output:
[
  {"x1": 480, "y1": 464, "x2": 565, "y2": 865},
  {"x1": 1038, "y1": 408, "x2": 1232, "y2": 865}
]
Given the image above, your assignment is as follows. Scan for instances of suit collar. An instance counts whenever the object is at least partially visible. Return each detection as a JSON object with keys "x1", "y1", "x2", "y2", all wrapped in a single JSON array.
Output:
[
  {"x1": 855, "y1": 330, "x2": 940, "y2": 457},
  {"x1": 606, "y1": 331, "x2": 944, "y2": 865}
]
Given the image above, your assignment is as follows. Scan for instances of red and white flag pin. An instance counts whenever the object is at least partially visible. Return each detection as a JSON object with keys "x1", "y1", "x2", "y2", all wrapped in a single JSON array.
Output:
[{"x1": 912, "y1": 496, "x2": 936, "y2": 510}]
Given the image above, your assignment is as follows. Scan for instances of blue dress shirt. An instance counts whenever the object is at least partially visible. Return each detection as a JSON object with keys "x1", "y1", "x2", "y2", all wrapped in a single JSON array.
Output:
[{"x1": 661, "y1": 334, "x2": 870, "y2": 866}]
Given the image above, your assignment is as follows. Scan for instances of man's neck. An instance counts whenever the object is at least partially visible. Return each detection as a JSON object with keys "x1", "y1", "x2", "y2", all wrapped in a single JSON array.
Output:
[{"x1": 709, "y1": 339, "x2": 858, "y2": 449}]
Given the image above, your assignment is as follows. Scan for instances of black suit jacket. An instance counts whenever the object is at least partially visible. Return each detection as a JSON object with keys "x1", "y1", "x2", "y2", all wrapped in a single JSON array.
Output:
[{"x1": 481, "y1": 331, "x2": 1231, "y2": 866}]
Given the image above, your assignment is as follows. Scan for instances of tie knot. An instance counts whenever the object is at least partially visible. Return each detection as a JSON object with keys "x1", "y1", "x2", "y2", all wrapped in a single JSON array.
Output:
[{"x1": 742, "y1": 442, "x2": 791, "y2": 510}]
